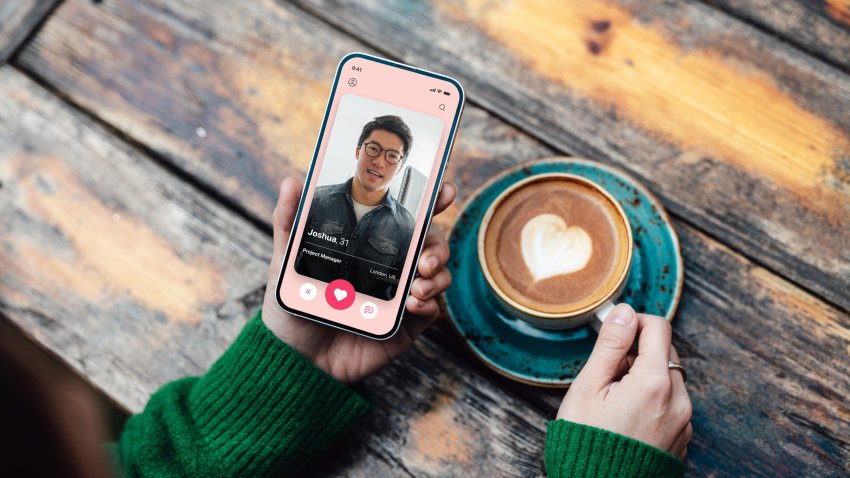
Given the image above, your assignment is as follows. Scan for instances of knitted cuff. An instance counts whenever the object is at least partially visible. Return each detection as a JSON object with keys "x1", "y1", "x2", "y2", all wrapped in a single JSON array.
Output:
[
  {"x1": 188, "y1": 311, "x2": 373, "y2": 476},
  {"x1": 545, "y1": 420, "x2": 684, "y2": 478}
]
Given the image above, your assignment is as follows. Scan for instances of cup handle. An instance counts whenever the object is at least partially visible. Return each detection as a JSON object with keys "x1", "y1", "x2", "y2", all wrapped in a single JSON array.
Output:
[{"x1": 590, "y1": 300, "x2": 617, "y2": 334}]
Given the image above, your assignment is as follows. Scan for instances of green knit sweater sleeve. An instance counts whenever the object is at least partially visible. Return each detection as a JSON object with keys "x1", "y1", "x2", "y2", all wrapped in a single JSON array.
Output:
[
  {"x1": 545, "y1": 420, "x2": 685, "y2": 478},
  {"x1": 114, "y1": 312, "x2": 372, "y2": 477}
]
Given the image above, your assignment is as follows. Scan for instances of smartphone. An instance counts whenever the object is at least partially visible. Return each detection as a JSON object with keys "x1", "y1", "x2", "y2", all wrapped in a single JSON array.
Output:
[{"x1": 275, "y1": 52, "x2": 465, "y2": 340}]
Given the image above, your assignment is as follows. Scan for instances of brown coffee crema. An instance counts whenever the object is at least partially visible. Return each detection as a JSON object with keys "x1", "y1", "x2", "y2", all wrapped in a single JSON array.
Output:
[{"x1": 483, "y1": 177, "x2": 630, "y2": 315}]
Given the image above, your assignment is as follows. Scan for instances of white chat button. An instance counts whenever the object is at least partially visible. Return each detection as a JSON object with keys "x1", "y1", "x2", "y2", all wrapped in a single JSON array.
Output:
[{"x1": 360, "y1": 301, "x2": 378, "y2": 320}]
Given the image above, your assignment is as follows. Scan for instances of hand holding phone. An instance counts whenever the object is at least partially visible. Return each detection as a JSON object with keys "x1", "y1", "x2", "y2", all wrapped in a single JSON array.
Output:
[
  {"x1": 260, "y1": 176, "x2": 457, "y2": 384},
  {"x1": 274, "y1": 53, "x2": 464, "y2": 340}
]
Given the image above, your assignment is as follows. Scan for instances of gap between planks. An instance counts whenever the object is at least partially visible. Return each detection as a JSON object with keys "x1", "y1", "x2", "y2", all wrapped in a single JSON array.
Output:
[{"x1": 700, "y1": 0, "x2": 850, "y2": 76}]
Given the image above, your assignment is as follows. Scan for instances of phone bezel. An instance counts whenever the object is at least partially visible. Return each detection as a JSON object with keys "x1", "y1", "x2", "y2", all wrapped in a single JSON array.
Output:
[{"x1": 274, "y1": 52, "x2": 465, "y2": 340}]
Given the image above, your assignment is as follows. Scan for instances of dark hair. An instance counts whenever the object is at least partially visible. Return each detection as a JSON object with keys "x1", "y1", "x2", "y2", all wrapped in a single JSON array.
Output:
[{"x1": 358, "y1": 115, "x2": 413, "y2": 159}]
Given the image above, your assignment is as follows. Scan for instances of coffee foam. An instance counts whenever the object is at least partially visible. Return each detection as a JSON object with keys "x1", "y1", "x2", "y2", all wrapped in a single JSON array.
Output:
[
  {"x1": 520, "y1": 214, "x2": 593, "y2": 281},
  {"x1": 483, "y1": 177, "x2": 630, "y2": 315}
]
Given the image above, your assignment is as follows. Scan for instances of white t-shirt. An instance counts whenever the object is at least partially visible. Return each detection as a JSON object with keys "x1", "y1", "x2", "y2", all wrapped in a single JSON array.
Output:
[{"x1": 352, "y1": 198, "x2": 380, "y2": 222}]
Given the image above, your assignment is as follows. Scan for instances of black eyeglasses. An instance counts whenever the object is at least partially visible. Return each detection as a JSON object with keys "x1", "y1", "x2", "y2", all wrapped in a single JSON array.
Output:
[{"x1": 362, "y1": 141, "x2": 404, "y2": 165}]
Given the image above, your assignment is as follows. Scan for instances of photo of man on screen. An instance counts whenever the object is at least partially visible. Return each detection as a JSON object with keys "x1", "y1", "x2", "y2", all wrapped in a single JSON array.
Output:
[{"x1": 295, "y1": 115, "x2": 417, "y2": 300}]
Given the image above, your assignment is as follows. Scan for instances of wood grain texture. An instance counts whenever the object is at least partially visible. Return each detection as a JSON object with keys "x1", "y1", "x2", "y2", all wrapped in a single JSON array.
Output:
[
  {"x1": 16, "y1": 0, "x2": 341, "y2": 224},
  {"x1": 5, "y1": 57, "x2": 847, "y2": 474},
  {"x1": 290, "y1": 0, "x2": 850, "y2": 313},
  {"x1": 303, "y1": 331, "x2": 551, "y2": 478},
  {"x1": 705, "y1": 0, "x2": 850, "y2": 72},
  {"x1": 3, "y1": 59, "x2": 848, "y2": 476},
  {"x1": 6, "y1": 0, "x2": 850, "y2": 475},
  {"x1": 0, "y1": 0, "x2": 57, "y2": 62},
  {"x1": 0, "y1": 67, "x2": 550, "y2": 477},
  {"x1": 0, "y1": 66, "x2": 271, "y2": 413},
  {"x1": 18, "y1": 0, "x2": 850, "y2": 310},
  {"x1": 438, "y1": 112, "x2": 850, "y2": 477}
]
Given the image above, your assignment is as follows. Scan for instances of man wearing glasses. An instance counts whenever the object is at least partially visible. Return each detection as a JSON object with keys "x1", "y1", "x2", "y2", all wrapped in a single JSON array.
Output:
[{"x1": 295, "y1": 115, "x2": 416, "y2": 300}]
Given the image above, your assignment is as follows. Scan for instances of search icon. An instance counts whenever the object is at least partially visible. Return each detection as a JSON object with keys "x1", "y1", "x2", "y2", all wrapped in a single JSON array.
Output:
[{"x1": 439, "y1": 104, "x2": 446, "y2": 111}]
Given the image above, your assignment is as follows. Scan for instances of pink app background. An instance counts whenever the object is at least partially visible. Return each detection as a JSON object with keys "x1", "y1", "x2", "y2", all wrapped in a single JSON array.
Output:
[{"x1": 278, "y1": 55, "x2": 462, "y2": 337}]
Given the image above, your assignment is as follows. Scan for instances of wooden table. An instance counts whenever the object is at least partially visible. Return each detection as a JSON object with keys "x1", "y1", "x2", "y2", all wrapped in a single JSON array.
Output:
[{"x1": 2, "y1": 0, "x2": 849, "y2": 476}]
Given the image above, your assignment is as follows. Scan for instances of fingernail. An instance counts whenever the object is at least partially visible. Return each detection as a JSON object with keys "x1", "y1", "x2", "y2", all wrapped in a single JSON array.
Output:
[
  {"x1": 446, "y1": 182, "x2": 457, "y2": 197},
  {"x1": 417, "y1": 280, "x2": 433, "y2": 298},
  {"x1": 281, "y1": 177, "x2": 293, "y2": 194},
  {"x1": 609, "y1": 304, "x2": 635, "y2": 325},
  {"x1": 422, "y1": 256, "x2": 438, "y2": 276},
  {"x1": 406, "y1": 296, "x2": 419, "y2": 308}
]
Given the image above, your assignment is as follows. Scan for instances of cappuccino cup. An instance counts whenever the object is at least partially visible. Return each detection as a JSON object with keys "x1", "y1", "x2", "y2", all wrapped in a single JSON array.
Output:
[{"x1": 478, "y1": 173, "x2": 633, "y2": 330}]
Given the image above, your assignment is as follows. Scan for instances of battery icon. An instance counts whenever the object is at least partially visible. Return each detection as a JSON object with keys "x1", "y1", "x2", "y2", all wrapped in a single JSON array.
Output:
[{"x1": 443, "y1": 91, "x2": 451, "y2": 96}]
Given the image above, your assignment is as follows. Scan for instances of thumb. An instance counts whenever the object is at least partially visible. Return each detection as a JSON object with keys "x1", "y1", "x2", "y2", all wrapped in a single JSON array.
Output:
[
  {"x1": 576, "y1": 303, "x2": 638, "y2": 392},
  {"x1": 271, "y1": 177, "x2": 303, "y2": 260}
]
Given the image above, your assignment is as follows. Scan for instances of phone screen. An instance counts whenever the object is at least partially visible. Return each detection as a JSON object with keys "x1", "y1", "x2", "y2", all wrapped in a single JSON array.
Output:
[{"x1": 275, "y1": 53, "x2": 464, "y2": 339}]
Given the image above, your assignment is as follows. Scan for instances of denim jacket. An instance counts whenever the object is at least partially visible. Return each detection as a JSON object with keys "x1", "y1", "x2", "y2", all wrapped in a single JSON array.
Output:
[{"x1": 294, "y1": 178, "x2": 415, "y2": 300}]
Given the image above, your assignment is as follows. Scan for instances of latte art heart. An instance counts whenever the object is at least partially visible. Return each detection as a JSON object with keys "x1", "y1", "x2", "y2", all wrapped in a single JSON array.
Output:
[{"x1": 520, "y1": 214, "x2": 593, "y2": 281}]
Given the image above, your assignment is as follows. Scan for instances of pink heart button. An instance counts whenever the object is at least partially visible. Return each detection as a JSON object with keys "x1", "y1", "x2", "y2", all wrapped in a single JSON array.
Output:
[{"x1": 325, "y1": 279, "x2": 356, "y2": 310}]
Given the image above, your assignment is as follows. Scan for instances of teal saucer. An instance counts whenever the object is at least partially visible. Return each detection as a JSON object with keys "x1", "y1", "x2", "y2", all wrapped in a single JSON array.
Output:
[{"x1": 445, "y1": 158, "x2": 683, "y2": 387}]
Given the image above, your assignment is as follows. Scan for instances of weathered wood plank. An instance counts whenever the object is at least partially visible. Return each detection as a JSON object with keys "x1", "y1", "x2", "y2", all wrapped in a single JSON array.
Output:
[
  {"x1": 0, "y1": 0, "x2": 57, "y2": 62},
  {"x1": 7, "y1": 0, "x2": 850, "y2": 474},
  {"x1": 17, "y1": 0, "x2": 850, "y2": 312},
  {"x1": 289, "y1": 0, "x2": 850, "y2": 313},
  {"x1": 18, "y1": 0, "x2": 850, "y2": 310},
  {"x1": 15, "y1": 0, "x2": 341, "y2": 225},
  {"x1": 439, "y1": 111, "x2": 850, "y2": 477},
  {"x1": 705, "y1": 0, "x2": 850, "y2": 73},
  {"x1": 6, "y1": 56, "x2": 848, "y2": 474},
  {"x1": 304, "y1": 329, "x2": 551, "y2": 478},
  {"x1": 0, "y1": 67, "x2": 271, "y2": 413},
  {"x1": 0, "y1": 67, "x2": 550, "y2": 477}
]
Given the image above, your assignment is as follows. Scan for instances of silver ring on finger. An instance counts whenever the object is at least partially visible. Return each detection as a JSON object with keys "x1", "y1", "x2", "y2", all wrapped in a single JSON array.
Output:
[{"x1": 668, "y1": 361, "x2": 687, "y2": 381}]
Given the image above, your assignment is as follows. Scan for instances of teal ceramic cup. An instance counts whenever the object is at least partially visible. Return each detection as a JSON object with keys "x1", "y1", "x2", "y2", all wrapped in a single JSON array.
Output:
[{"x1": 477, "y1": 173, "x2": 633, "y2": 330}]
